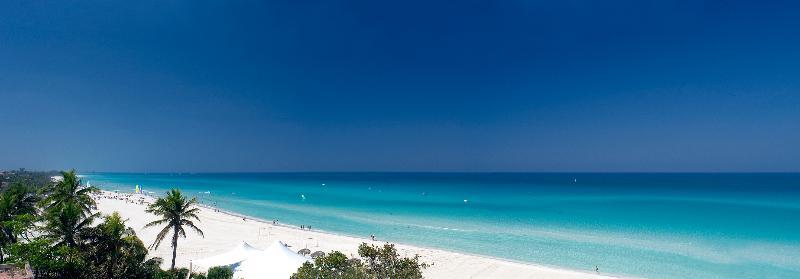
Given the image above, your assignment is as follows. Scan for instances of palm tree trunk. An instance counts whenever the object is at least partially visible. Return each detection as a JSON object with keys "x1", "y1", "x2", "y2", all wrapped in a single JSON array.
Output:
[
  {"x1": 171, "y1": 226, "x2": 179, "y2": 270},
  {"x1": 107, "y1": 255, "x2": 115, "y2": 279}
]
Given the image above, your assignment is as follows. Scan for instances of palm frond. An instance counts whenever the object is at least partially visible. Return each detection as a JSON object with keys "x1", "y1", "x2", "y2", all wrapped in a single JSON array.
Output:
[
  {"x1": 150, "y1": 225, "x2": 171, "y2": 250},
  {"x1": 181, "y1": 220, "x2": 204, "y2": 237},
  {"x1": 143, "y1": 218, "x2": 169, "y2": 229}
]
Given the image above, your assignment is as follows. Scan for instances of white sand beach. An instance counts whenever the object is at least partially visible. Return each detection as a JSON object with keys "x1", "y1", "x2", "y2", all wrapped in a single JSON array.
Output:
[{"x1": 94, "y1": 191, "x2": 614, "y2": 279}]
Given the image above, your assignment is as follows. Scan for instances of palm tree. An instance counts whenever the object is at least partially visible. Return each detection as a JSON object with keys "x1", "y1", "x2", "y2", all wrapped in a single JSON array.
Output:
[
  {"x1": 0, "y1": 182, "x2": 39, "y2": 261},
  {"x1": 43, "y1": 202, "x2": 98, "y2": 247},
  {"x1": 144, "y1": 189, "x2": 204, "y2": 270},
  {"x1": 41, "y1": 170, "x2": 97, "y2": 216},
  {"x1": 84, "y1": 212, "x2": 150, "y2": 278},
  {"x1": 39, "y1": 170, "x2": 99, "y2": 248}
]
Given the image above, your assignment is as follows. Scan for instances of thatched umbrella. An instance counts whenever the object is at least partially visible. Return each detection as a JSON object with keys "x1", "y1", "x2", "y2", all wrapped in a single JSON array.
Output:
[
  {"x1": 310, "y1": 251, "x2": 325, "y2": 259},
  {"x1": 297, "y1": 248, "x2": 311, "y2": 256}
]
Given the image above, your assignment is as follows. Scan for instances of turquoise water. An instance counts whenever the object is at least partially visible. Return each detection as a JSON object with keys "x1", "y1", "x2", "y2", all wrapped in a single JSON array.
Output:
[{"x1": 84, "y1": 173, "x2": 800, "y2": 278}]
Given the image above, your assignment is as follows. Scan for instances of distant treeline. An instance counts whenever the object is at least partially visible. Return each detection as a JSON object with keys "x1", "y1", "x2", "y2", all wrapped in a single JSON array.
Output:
[{"x1": 0, "y1": 169, "x2": 60, "y2": 191}]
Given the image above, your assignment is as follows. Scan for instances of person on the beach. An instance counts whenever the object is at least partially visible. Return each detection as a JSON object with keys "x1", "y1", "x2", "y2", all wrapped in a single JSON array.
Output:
[
  {"x1": 595, "y1": 265, "x2": 599, "y2": 273},
  {"x1": 301, "y1": 225, "x2": 304, "y2": 230}
]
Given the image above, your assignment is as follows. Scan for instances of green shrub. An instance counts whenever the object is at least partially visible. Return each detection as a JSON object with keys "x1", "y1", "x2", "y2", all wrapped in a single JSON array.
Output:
[
  {"x1": 207, "y1": 266, "x2": 234, "y2": 279},
  {"x1": 291, "y1": 243, "x2": 427, "y2": 279},
  {"x1": 155, "y1": 268, "x2": 190, "y2": 279}
]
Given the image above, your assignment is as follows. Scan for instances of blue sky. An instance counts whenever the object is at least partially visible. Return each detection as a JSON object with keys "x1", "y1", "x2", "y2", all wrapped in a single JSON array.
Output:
[{"x1": 1, "y1": 0, "x2": 798, "y2": 172}]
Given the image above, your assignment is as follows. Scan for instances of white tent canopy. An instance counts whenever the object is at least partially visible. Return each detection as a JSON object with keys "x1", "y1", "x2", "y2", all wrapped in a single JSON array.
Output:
[
  {"x1": 194, "y1": 241, "x2": 263, "y2": 271},
  {"x1": 234, "y1": 240, "x2": 310, "y2": 279}
]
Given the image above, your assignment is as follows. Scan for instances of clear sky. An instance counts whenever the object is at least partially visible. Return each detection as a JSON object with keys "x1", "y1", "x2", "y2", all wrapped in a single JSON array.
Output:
[{"x1": 1, "y1": 1, "x2": 798, "y2": 172}]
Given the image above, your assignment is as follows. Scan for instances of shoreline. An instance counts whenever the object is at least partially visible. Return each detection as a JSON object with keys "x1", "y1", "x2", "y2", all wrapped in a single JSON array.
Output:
[
  {"x1": 198, "y1": 203, "x2": 616, "y2": 277},
  {"x1": 95, "y1": 190, "x2": 618, "y2": 278}
]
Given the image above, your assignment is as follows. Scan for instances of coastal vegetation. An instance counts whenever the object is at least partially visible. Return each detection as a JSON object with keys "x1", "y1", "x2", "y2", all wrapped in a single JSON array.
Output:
[
  {"x1": 0, "y1": 181, "x2": 38, "y2": 262},
  {"x1": 0, "y1": 168, "x2": 58, "y2": 190},
  {"x1": 0, "y1": 170, "x2": 189, "y2": 278},
  {"x1": 190, "y1": 266, "x2": 234, "y2": 279},
  {"x1": 292, "y1": 243, "x2": 427, "y2": 279}
]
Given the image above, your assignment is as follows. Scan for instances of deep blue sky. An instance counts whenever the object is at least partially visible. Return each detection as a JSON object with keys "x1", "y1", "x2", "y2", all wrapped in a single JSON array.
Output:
[{"x1": 1, "y1": 1, "x2": 798, "y2": 172}]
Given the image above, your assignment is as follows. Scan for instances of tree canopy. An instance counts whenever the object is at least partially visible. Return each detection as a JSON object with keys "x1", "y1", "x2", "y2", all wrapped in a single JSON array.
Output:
[
  {"x1": 292, "y1": 243, "x2": 427, "y2": 279},
  {"x1": 1, "y1": 170, "x2": 163, "y2": 279}
]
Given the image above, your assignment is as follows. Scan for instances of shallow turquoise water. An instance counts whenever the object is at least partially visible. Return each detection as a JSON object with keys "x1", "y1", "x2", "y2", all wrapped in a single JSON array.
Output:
[{"x1": 84, "y1": 173, "x2": 800, "y2": 278}]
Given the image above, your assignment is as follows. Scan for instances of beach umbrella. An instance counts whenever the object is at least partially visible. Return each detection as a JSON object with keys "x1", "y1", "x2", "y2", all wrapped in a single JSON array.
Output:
[
  {"x1": 297, "y1": 248, "x2": 311, "y2": 256},
  {"x1": 310, "y1": 251, "x2": 325, "y2": 259}
]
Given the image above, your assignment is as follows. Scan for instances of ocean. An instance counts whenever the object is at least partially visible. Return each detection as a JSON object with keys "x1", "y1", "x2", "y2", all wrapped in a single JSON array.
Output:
[{"x1": 83, "y1": 173, "x2": 800, "y2": 278}]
